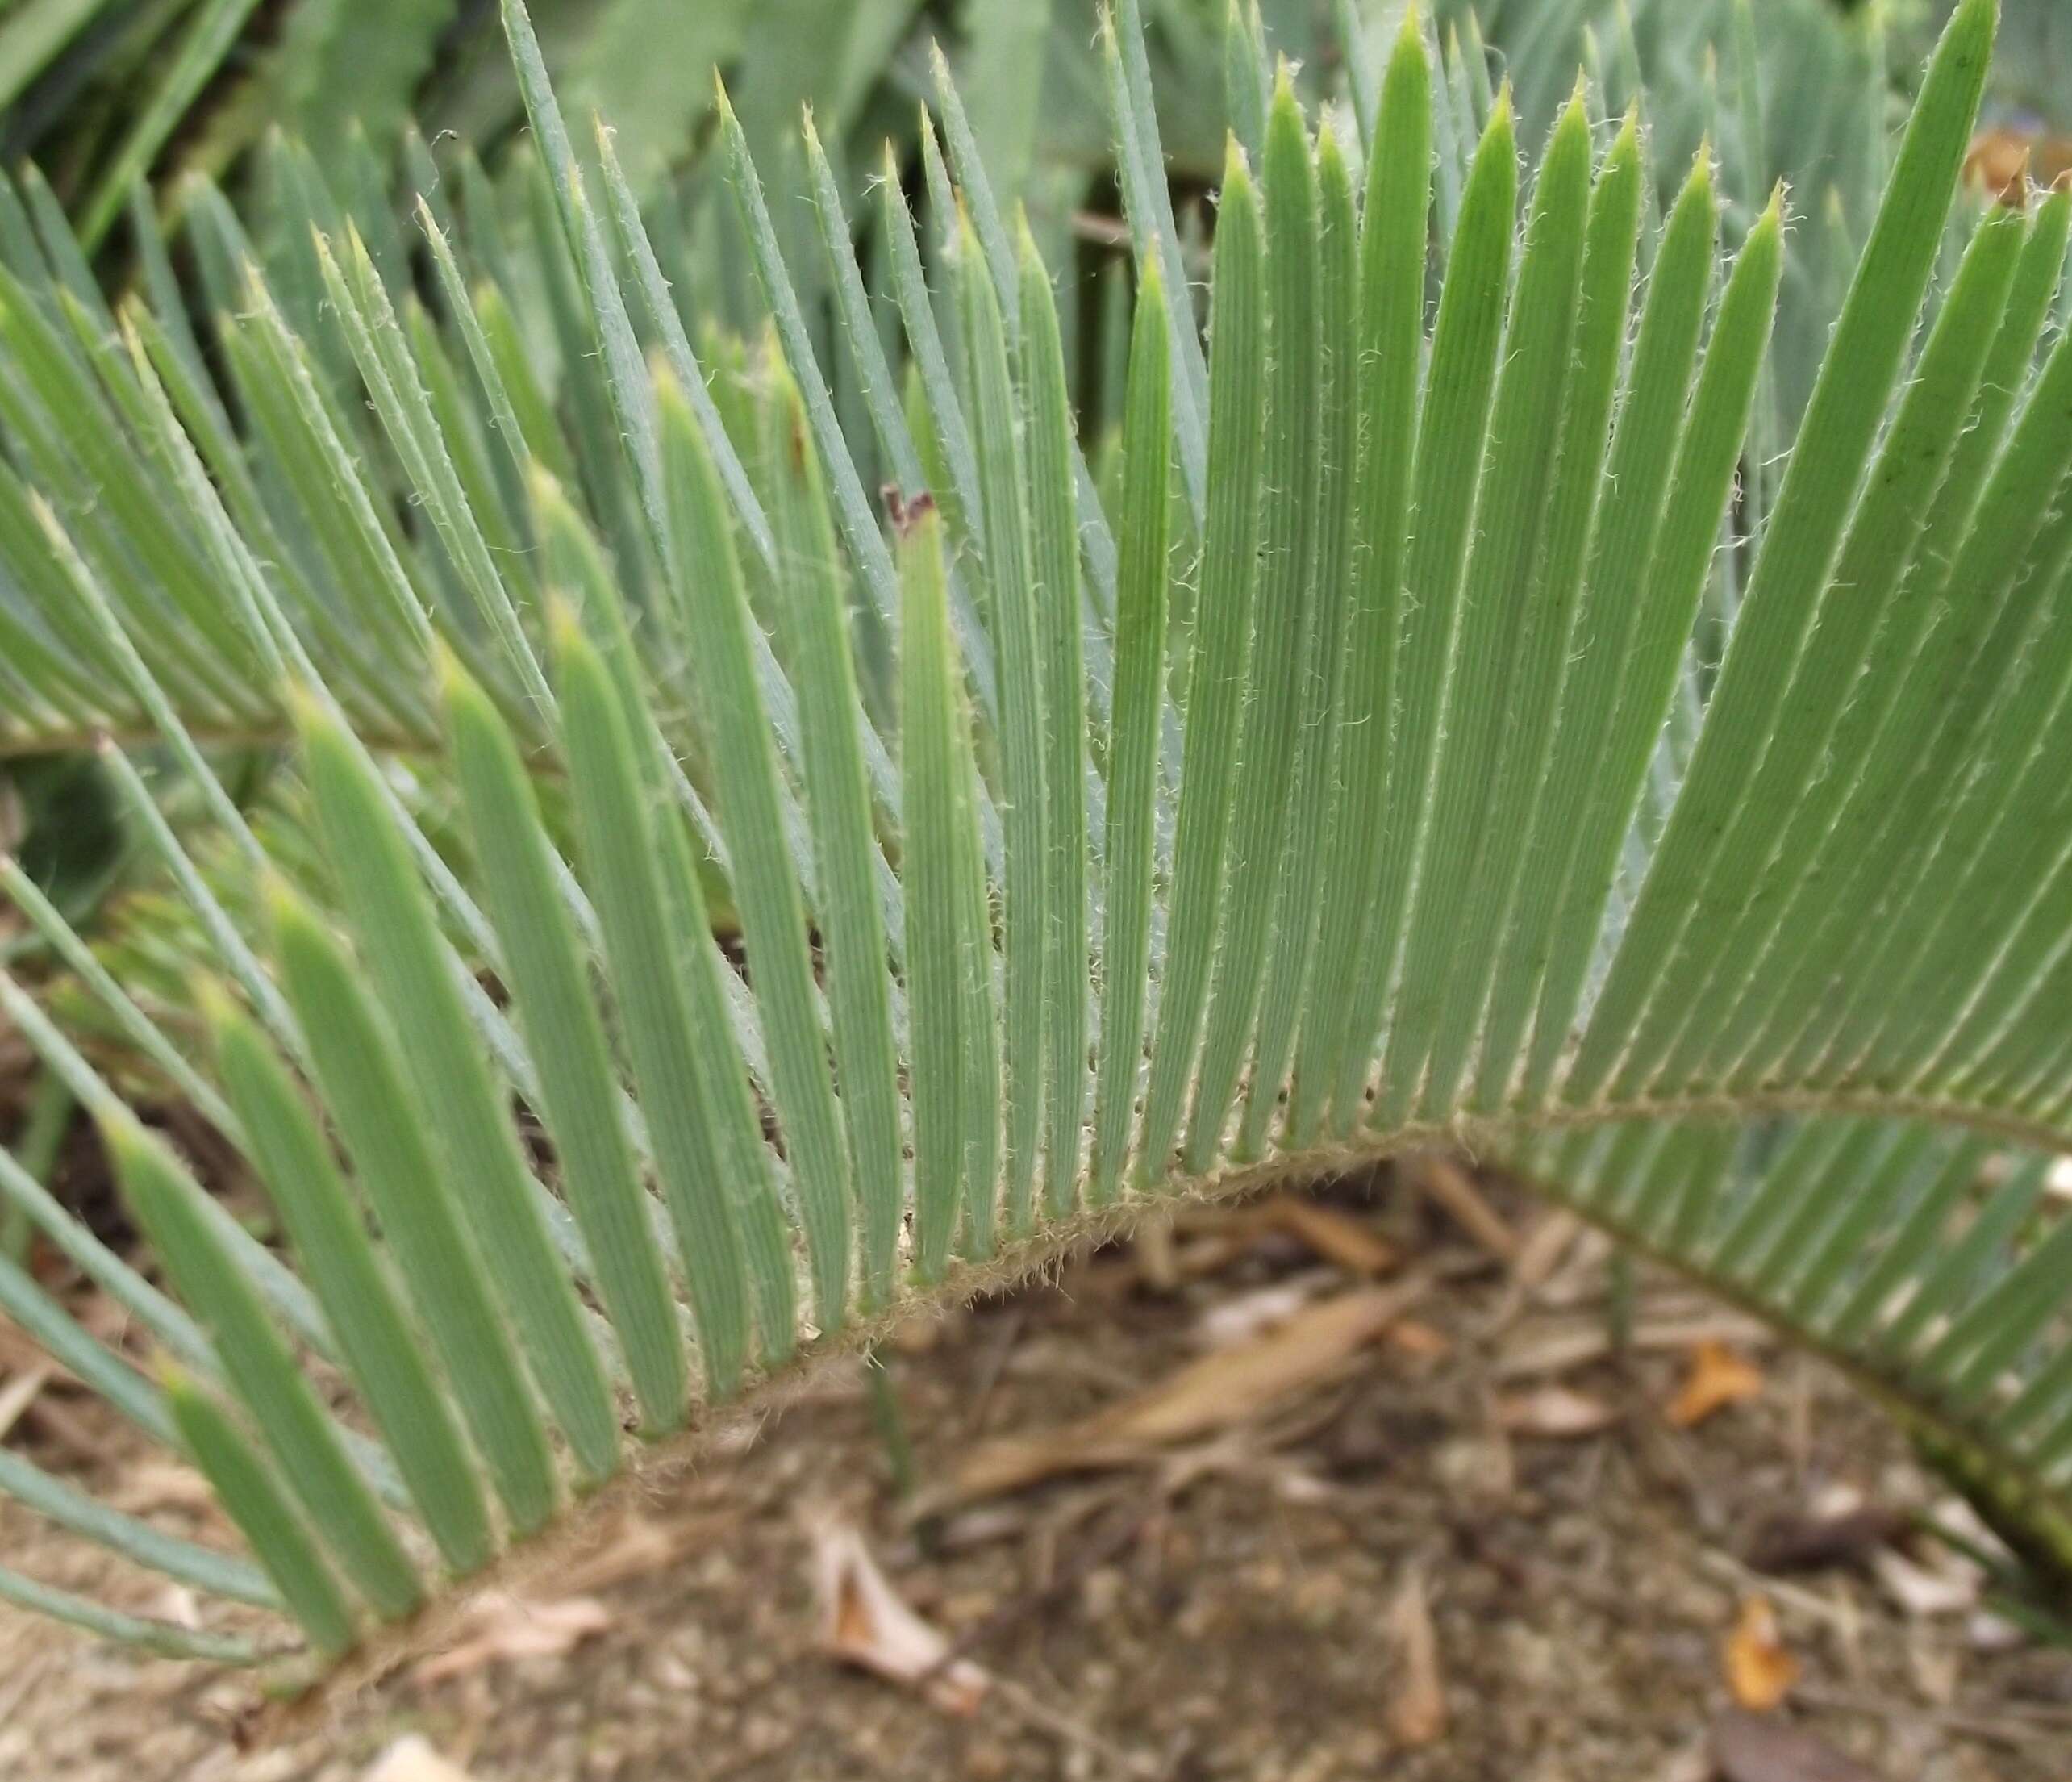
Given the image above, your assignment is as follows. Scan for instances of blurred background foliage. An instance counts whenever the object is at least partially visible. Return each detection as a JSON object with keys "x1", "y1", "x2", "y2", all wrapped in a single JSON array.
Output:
[
  {"x1": 0, "y1": 2, "x2": 2060, "y2": 248},
  {"x1": 0, "y1": 0, "x2": 2061, "y2": 385}
]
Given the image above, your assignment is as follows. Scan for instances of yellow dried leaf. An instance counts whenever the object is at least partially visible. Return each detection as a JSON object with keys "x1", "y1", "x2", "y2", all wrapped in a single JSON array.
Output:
[
  {"x1": 1667, "y1": 1339, "x2": 1765, "y2": 1428},
  {"x1": 1724, "y1": 1595, "x2": 1799, "y2": 1712}
]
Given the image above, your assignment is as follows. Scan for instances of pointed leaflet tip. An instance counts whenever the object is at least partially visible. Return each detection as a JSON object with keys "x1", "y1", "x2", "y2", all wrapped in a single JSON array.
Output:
[
  {"x1": 1316, "y1": 111, "x2": 1349, "y2": 173},
  {"x1": 1610, "y1": 104, "x2": 1642, "y2": 163},
  {"x1": 1011, "y1": 202, "x2": 1044, "y2": 273},
  {"x1": 1549, "y1": 79, "x2": 1591, "y2": 149},
  {"x1": 953, "y1": 193, "x2": 981, "y2": 262},
  {"x1": 1683, "y1": 135, "x2": 1716, "y2": 196},
  {"x1": 1385, "y1": 0, "x2": 1429, "y2": 93},
  {"x1": 1271, "y1": 56, "x2": 1298, "y2": 110},
  {"x1": 1221, "y1": 129, "x2": 1251, "y2": 194}
]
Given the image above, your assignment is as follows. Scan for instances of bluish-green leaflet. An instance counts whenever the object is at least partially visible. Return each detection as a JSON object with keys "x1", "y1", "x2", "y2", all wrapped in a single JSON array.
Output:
[
  {"x1": 1091, "y1": 258, "x2": 1171, "y2": 1204},
  {"x1": 1297, "y1": 10, "x2": 1431, "y2": 1142},
  {"x1": 1649, "y1": 205, "x2": 2038, "y2": 1102},
  {"x1": 1524, "y1": 197, "x2": 1785, "y2": 1120},
  {"x1": 443, "y1": 653, "x2": 689, "y2": 1430},
  {"x1": 1566, "y1": 0, "x2": 1995, "y2": 1102},
  {"x1": 1339, "y1": 95, "x2": 1517, "y2": 1123},
  {"x1": 210, "y1": 987, "x2": 494, "y2": 1573},
  {"x1": 1430, "y1": 115, "x2": 1642, "y2": 1121},
  {"x1": 269, "y1": 888, "x2": 559, "y2": 1534},
  {"x1": 1015, "y1": 220, "x2": 1093, "y2": 1219},
  {"x1": 1496, "y1": 156, "x2": 1719, "y2": 1108},
  {"x1": 900, "y1": 501, "x2": 985, "y2": 1275},
  {"x1": 1136, "y1": 140, "x2": 1265, "y2": 1182},
  {"x1": 763, "y1": 366, "x2": 908, "y2": 1308},
  {"x1": 0, "y1": 1442, "x2": 276, "y2": 1609},
  {"x1": 660, "y1": 376, "x2": 857, "y2": 1329},
  {"x1": 298, "y1": 701, "x2": 619, "y2": 1480},
  {"x1": 1377, "y1": 90, "x2": 1594, "y2": 1130},
  {"x1": 548, "y1": 611, "x2": 761, "y2": 1392},
  {"x1": 163, "y1": 1374, "x2": 353, "y2": 1659},
  {"x1": 106, "y1": 1115, "x2": 420, "y2": 1622},
  {"x1": 1184, "y1": 71, "x2": 1322, "y2": 1172},
  {"x1": 1719, "y1": 304, "x2": 2072, "y2": 1095},
  {"x1": 1240, "y1": 120, "x2": 1360, "y2": 1161},
  {"x1": 957, "y1": 213, "x2": 1049, "y2": 1237},
  {"x1": 1634, "y1": 204, "x2": 2029, "y2": 1098}
]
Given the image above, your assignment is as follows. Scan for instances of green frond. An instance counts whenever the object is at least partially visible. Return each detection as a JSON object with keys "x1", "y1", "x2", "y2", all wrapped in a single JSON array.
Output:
[{"x1": 6, "y1": 0, "x2": 2072, "y2": 1685}]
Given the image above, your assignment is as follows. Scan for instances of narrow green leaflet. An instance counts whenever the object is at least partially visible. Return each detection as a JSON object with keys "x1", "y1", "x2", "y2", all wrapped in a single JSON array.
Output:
[
  {"x1": 1090, "y1": 261, "x2": 1171, "y2": 1204},
  {"x1": 660, "y1": 376, "x2": 856, "y2": 1329},
  {"x1": 1297, "y1": 10, "x2": 1432, "y2": 1142},
  {"x1": 443, "y1": 654, "x2": 690, "y2": 1432},
  {"x1": 269, "y1": 887, "x2": 559, "y2": 1534},
  {"x1": 1136, "y1": 138, "x2": 1265, "y2": 1181},
  {"x1": 106, "y1": 1115, "x2": 420, "y2": 1622},
  {"x1": 1493, "y1": 153, "x2": 1720, "y2": 1108},
  {"x1": 0, "y1": 1562, "x2": 256, "y2": 1664},
  {"x1": 1430, "y1": 115, "x2": 1642, "y2": 1120},
  {"x1": 1015, "y1": 219, "x2": 1094, "y2": 1219},
  {"x1": 1339, "y1": 94, "x2": 1518, "y2": 1121},
  {"x1": 1567, "y1": 0, "x2": 1996, "y2": 1102},
  {"x1": 763, "y1": 367, "x2": 907, "y2": 1306},
  {"x1": 1638, "y1": 204, "x2": 2028, "y2": 1098},
  {"x1": 1378, "y1": 90, "x2": 1595, "y2": 1130},
  {"x1": 0, "y1": 1442, "x2": 276, "y2": 1608},
  {"x1": 549, "y1": 613, "x2": 762, "y2": 1391},
  {"x1": 901, "y1": 499, "x2": 982, "y2": 1276},
  {"x1": 1240, "y1": 120, "x2": 1360, "y2": 1161},
  {"x1": 298, "y1": 700, "x2": 619, "y2": 1480},
  {"x1": 164, "y1": 1372, "x2": 356, "y2": 1660},
  {"x1": 957, "y1": 213, "x2": 1049, "y2": 1237},
  {"x1": 208, "y1": 985, "x2": 494, "y2": 1574}
]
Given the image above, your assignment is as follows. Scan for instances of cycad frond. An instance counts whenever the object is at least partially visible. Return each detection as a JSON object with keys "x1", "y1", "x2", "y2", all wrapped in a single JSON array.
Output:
[{"x1": 3, "y1": 0, "x2": 2070, "y2": 1680}]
